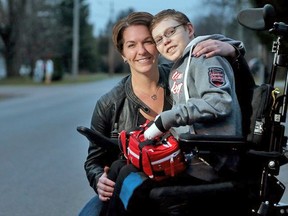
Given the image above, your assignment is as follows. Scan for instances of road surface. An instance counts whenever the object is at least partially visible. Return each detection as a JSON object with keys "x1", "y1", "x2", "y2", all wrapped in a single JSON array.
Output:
[{"x1": 0, "y1": 77, "x2": 287, "y2": 216}]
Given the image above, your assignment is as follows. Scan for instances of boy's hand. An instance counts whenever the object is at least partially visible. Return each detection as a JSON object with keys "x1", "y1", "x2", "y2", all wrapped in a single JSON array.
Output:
[{"x1": 193, "y1": 39, "x2": 236, "y2": 58}]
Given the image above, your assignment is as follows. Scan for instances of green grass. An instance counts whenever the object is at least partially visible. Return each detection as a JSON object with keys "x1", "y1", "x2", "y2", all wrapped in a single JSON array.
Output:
[{"x1": 0, "y1": 73, "x2": 113, "y2": 86}]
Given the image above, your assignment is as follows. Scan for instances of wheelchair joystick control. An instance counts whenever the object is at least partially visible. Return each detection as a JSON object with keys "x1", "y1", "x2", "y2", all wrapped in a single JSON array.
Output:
[{"x1": 268, "y1": 160, "x2": 276, "y2": 169}]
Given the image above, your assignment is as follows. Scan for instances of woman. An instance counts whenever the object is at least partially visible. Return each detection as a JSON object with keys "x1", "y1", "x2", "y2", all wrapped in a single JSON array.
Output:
[{"x1": 79, "y1": 11, "x2": 245, "y2": 216}]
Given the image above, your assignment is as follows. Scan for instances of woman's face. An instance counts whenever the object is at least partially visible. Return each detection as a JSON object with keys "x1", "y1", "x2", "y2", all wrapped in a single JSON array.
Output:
[{"x1": 122, "y1": 25, "x2": 159, "y2": 75}]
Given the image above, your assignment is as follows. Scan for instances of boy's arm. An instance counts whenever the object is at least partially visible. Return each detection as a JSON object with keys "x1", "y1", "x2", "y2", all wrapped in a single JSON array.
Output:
[
  {"x1": 193, "y1": 39, "x2": 243, "y2": 60},
  {"x1": 144, "y1": 115, "x2": 165, "y2": 139}
]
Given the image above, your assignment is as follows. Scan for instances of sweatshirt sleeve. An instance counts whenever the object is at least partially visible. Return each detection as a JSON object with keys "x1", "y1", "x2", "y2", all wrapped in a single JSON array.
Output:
[
  {"x1": 159, "y1": 55, "x2": 235, "y2": 134},
  {"x1": 209, "y1": 34, "x2": 246, "y2": 56}
]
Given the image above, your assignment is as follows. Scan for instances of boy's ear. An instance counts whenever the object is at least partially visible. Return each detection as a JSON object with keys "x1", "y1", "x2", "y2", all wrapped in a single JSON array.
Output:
[{"x1": 187, "y1": 23, "x2": 195, "y2": 38}]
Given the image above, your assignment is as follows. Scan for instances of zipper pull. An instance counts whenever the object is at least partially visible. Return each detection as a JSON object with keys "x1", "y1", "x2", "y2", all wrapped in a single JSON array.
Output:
[
  {"x1": 170, "y1": 157, "x2": 175, "y2": 177},
  {"x1": 110, "y1": 123, "x2": 118, "y2": 138}
]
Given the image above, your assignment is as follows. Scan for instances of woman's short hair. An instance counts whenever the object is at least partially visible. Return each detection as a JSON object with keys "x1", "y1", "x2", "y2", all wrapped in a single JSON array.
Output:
[{"x1": 112, "y1": 12, "x2": 153, "y2": 54}]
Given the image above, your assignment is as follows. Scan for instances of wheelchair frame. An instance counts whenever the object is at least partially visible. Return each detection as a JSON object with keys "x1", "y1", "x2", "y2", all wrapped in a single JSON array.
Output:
[
  {"x1": 237, "y1": 4, "x2": 288, "y2": 215},
  {"x1": 77, "y1": 4, "x2": 288, "y2": 216},
  {"x1": 148, "y1": 4, "x2": 288, "y2": 216}
]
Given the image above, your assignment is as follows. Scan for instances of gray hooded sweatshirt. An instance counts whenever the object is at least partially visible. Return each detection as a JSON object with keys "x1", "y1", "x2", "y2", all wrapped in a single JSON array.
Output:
[{"x1": 158, "y1": 34, "x2": 243, "y2": 137}]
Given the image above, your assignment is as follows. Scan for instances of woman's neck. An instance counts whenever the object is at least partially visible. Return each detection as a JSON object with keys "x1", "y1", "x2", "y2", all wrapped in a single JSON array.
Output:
[
  {"x1": 131, "y1": 70, "x2": 160, "y2": 93},
  {"x1": 131, "y1": 69, "x2": 164, "y2": 120}
]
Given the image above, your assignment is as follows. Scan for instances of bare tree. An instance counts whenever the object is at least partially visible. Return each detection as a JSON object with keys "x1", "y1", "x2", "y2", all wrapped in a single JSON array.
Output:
[
  {"x1": 0, "y1": 0, "x2": 28, "y2": 77},
  {"x1": 20, "y1": 0, "x2": 68, "y2": 77},
  {"x1": 0, "y1": 0, "x2": 67, "y2": 77}
]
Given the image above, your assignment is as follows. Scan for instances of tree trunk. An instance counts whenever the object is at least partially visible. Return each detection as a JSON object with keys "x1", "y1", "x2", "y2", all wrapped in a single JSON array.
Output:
[{"x1": 2, "y1": 31, "x2": 21, "y2": 77}]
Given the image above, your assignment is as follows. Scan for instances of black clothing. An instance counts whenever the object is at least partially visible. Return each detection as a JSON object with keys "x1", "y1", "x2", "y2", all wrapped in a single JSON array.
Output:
[
  {"x1": 83, "y1": 53, "x2": 255, "y2": 216},
  {"x1": 83, "y1": 54, "x2": 254, "y2": 193},
  {"x1": 84, "y1": 63, "x2": 173, "y2": 193}
]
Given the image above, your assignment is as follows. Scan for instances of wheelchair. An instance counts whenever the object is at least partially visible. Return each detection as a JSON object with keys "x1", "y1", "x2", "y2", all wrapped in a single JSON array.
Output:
[
  {"x1": 147, "y1": 4, "x2": 288, "y2": 216},
  {"x1": 77, "y1": 4, "x2": 288, "y2": 216}
]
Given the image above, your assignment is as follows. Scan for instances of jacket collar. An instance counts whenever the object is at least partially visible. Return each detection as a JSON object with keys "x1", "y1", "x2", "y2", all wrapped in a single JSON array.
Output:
[{"x1": 124, "y1": 66, "x2": 172, "y2": 114}]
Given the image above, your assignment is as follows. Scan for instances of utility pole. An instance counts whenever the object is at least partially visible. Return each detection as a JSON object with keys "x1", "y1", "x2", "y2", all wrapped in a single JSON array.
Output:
[
  {"x1": 108, "y1": 0, "x2": 114, "y2": 76},
  {"x1": 72, "y1": 0, "x2": 79, "y2": 79}
]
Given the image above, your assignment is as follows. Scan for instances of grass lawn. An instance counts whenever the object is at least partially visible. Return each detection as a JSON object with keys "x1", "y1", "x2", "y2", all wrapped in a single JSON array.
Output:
[{"x1": 0, "y1": 73, "x2": 115, "y2": 86}]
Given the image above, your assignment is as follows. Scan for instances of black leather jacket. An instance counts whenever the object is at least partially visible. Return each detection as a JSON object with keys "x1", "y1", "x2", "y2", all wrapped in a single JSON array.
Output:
[
  {"x1": 84, "y1": 54, "x2": 254, "y2": 193},
  {"x1": 84, "y1": 64, "x2": 173, "y2": 193}
]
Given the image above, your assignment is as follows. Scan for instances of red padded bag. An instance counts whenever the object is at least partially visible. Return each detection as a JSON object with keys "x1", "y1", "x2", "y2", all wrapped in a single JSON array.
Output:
[{"x1": 119, "y1": 122, "x2": 186, "y2": 181}]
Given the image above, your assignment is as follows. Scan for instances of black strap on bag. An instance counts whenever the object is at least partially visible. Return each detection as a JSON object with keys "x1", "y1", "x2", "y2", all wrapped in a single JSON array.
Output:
[{"x1": 247, "y1": 84, "x2": 275, "y2": 148}]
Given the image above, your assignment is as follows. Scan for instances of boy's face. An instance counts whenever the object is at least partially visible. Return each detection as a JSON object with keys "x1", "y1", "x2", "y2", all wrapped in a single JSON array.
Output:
[{"x1": 151, "y1": 18, "x2": 194, "y2": 62}]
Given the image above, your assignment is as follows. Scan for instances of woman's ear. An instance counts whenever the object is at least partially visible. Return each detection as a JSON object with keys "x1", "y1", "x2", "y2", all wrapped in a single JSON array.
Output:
[{"x1": 122, "y1": 56, "x2": 127, "y2": 63}]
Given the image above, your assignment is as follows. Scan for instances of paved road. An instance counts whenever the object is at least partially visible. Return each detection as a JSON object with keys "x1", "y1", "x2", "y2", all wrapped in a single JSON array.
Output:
[
  {"x1": 0, "y1": 77, "x2": 287, "y2": 216},
  {"x1": 0, "y1": 77, "x2": 122, "y2": 216}
]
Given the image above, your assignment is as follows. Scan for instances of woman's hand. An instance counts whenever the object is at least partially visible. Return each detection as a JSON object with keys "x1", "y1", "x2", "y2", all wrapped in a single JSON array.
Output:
[
  {"x1": 193, "y1": 39, "x2": 236, "y2": 59},
  {"x1": 97, "y1": 166, "x2": 115, "y2": 201}
]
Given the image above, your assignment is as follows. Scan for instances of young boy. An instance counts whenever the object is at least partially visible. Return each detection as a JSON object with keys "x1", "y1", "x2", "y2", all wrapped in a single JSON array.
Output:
[
  {"x1": 144, "y1": 9, "x2": 246, "y2": 180},
  {"x1": 145, "y1": 9, "x2": 242, "y2": 139}
]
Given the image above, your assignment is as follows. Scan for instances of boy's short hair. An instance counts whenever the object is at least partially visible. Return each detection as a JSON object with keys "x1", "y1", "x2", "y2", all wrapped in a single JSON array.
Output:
[{"x1": 150, "y1": 9, "x2": 190, "y2": 32}]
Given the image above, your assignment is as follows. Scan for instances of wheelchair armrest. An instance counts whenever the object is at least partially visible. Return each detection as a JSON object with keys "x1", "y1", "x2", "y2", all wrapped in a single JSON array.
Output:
[
  {"x1": 179, "y1": 133, "x2": 247, "y2": 152},
  {"x1": 247, "y1": 149, "x2": 288, "y2": 166},
  {"x1": 76, "y1": 126, "x2": 119, "y2": 151}
]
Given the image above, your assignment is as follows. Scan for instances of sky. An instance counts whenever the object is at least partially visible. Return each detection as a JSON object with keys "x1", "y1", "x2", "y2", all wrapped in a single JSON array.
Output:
[{"x1": 85, "y1": 0, "x2": 211, "y2": 36}]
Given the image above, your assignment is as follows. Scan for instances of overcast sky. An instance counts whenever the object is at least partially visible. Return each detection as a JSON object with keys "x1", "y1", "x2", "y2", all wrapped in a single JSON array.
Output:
[{"x1": 85, "y1": 0, "x2": 211, "y2": 36}]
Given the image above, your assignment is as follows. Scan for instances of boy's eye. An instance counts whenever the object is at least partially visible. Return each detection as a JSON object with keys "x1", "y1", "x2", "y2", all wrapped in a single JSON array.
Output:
[
  {"x1": 165, "y1": 28, "x2": 176, "y2": 37},
  {"x1": 154, "y1": 37, "x2": 163, "y2": 45}
]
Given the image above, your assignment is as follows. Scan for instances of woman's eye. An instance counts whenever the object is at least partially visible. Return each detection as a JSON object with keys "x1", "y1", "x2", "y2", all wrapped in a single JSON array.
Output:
[
  {"x1": 145, "y1": 40, "x2": 154, "y2": 44},
  {"x1": 127, "y1": 44, "x2": 135, "y2": 48}
]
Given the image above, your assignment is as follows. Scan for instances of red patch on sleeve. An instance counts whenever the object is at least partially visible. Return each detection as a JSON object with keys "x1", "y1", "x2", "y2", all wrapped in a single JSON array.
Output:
[{"x1": 208, "y1": 67, "x2": 226, "y2": 87}]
